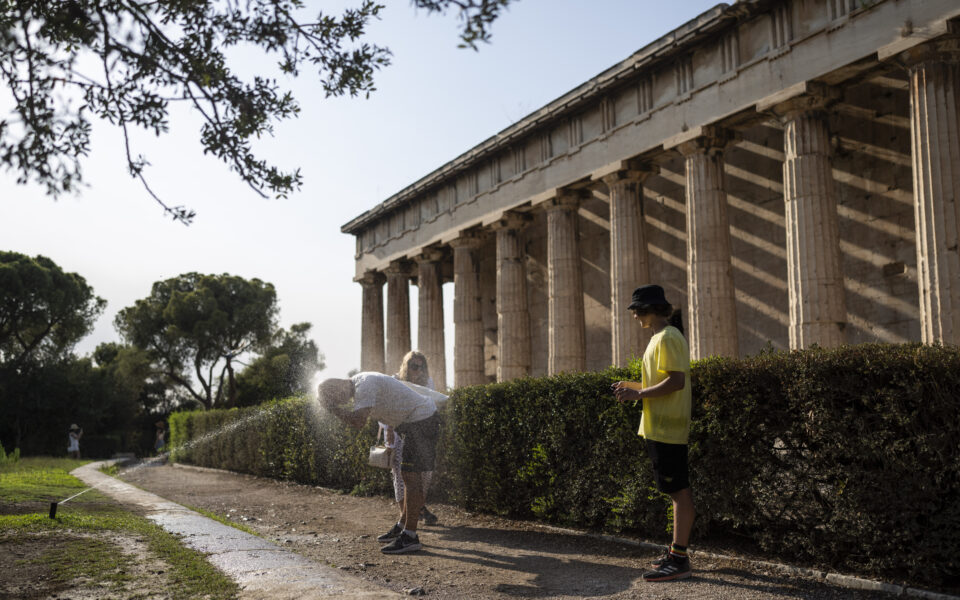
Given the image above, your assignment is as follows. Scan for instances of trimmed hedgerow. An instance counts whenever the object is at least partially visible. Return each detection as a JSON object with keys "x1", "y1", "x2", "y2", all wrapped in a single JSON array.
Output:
[
  {"x1": 168, "y1": 398, "x2": 392, "y2": 495},
  {"x1": 168, "y1": 343, "x2": 959, "y2": 589},
  {"x1": 690, "y1": 343, "x2": 960, "y2": 586}
]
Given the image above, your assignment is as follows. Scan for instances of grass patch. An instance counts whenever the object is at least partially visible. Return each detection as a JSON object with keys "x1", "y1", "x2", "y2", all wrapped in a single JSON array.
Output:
[
  {"x1": 0, "y1": 458, "x2": 239, "y2": 600},
  {"x1": 99, "y1": 462, "x2": 120, "y2": 477},
  {"x1": 0, "y1": 457, "x2": 95, "y2": 503}
]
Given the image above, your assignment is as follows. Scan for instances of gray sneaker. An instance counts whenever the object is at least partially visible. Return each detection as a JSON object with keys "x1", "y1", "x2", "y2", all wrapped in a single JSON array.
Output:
[
  {"x1": 377, "y1": 523, "x2": 403, "y2": 544},
  {"x1": 380, "y1": 531, "x2": 422, "y2": 554}
]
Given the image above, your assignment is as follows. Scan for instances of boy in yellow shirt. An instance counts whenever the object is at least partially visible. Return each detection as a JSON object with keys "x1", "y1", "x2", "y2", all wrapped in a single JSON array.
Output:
[{"x1": 613, "y1": 284, "x2": 694, "y2": 582}]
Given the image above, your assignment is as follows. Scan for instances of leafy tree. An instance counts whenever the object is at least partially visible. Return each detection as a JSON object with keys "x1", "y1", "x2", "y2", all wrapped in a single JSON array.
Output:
[
  {"x1": 1, "y1": 0, "x2": 516, "y2": 223},
  {"x1": 0, "y1": 351, "x2": 144, "y2": 456},
  {"x1": 93, "y1": 341, "x2": 171, "y2": 413},
  {"x1": 235, "y1": 322, "x2": 324, "y2": 406},
  {"x1": 115, "y1": 272, "x2": 277, "y2": 409},
  {"x1": 0, "y1": 250, "x2": 106, "y2": 451},
  {"x1": 0, "y1": 250, "x2": 106, "y2": 368}
]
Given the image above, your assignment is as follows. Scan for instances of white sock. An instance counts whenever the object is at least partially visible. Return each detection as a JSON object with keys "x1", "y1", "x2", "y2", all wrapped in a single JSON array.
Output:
[{"x1": 402, "y1": 528, "x2": 417, "y2": 538}]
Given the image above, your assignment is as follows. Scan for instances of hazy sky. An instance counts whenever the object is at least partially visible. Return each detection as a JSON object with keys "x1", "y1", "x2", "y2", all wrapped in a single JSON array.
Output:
[{"x1": 2, "y1": 0, "x2": 720, "y2": 387}]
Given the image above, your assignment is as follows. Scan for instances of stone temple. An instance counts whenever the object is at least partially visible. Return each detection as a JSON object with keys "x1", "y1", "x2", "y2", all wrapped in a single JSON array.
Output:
[{"x1": 342, "y1": 0, "x2": 960, "y2": 388}]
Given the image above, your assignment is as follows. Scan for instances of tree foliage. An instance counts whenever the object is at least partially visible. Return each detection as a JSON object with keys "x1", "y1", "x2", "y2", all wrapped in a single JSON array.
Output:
[
  {"x1": 0, "y1": 348, "x2": 152, "y2": 456},
  {"x1": 234, "y1": 322, "x2": 324, "y2": 406},
  {"x1": 115, "y1": 272, "x2": 278, "y2": 409},
  {"x1": 0, "y1": 250, "x2": 105, "y2": 368},
  {"x1": 0, "y1": 0, "x2": 516, "y2": 223}
]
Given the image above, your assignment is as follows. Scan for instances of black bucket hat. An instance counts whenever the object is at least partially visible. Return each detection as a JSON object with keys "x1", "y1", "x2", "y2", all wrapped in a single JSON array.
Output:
[{"x1": 627, "y1": 284, "x2": 669, "y2": 311}]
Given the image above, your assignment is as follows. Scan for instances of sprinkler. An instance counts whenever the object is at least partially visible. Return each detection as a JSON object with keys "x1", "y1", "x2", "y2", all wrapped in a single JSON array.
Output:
[{"x1": 52, "y1": 487, "x2": 93, "y2": 518}]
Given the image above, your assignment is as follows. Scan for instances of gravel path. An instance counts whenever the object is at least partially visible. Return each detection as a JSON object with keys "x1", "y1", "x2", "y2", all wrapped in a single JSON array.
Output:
[{"x1": 122, "y1": 463, "x2": 897, "y2": 600}]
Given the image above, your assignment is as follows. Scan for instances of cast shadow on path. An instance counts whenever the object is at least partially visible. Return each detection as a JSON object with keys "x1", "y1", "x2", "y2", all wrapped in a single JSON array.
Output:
[
  {"x1": 416, "y1": 525, "x2": 882, "y2": 599},
  {"x1": 417, "y1": 544, "x2": 640, "y2": 597}
]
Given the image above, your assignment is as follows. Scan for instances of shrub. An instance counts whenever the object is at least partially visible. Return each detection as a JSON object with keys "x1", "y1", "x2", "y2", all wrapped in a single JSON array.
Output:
[
  {"x1": 168, "y1": 344, "x2": 960, "y2": 589},
  {"x1": 691, "y1": 344, "x2": 960, "y2": 586},
  {"x1": 168, "y1": 397, "x2": 392, "y2": 495},
  {"x1": 0, "y1": 443, "x2": 21, "y2": 466}
]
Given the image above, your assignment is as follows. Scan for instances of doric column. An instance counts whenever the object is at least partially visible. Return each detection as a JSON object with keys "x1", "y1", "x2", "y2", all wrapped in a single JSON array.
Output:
[
  {"x1": 900, "y1": 39, "x2": 960, "y2": 345},
  {"x1": 764, "y1": 85, "x2": 848, "y2": 349},
  {"x1": 605, "y1": 168, "x2": 657, "y2": 366},
  {"x1": 494, "y1": 213, "x2": 532, "y2": 381},
  {"x1": 359, "y1": 271, "x2": 386, "y2": 373},
  {"x1": 416, "y1": 249, "x2": 446, "y2": 391},
  {"x1": 678, "y1": 128, "x2": 739, "y2": 359},
  {"x1": 546, "y1": 191, "x2": 586, "y2": 374},
  {"x1": 385, "y1": 261, "x2": 413, "y2": 375},
  {"x1": 451, "y1": 232, "x2": 486, "y2": 387}
]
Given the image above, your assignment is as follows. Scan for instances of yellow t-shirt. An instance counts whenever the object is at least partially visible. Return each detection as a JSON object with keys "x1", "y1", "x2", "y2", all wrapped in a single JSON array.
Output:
[{"x1": 638, "y1": 325, "x2": 692, "y2": 444}]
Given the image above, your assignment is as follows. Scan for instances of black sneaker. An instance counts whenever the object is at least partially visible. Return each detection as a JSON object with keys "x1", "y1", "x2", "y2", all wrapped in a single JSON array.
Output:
[
  {"x1": 642, "y1": 554, "x2": 691, "y2": 582},
  {"x1": 651, "y1": 549, "x2": 672, "y2": 567},
  {"x1": 380, "y1": 531, "x2": 422, "y2": 554},
  {"x1": 421, "y1": 506, "x2": 439, "y2": 525},
  {"x1": 377, "y1": 523, "x2": 404, "y2": 544}
]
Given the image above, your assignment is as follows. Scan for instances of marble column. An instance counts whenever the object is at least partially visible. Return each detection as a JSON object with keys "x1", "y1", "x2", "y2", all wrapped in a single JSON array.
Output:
[
  {"x1": 605, "y1": 169, "x2": 656, "y2": 366},
  {"x1": 451, "y1": 232, "x2": 486, "y2": 387},
  {"x1": 494, "y1": 213, "x2": 532, "y2": 381},
  {"x1": 767, "y1": 88, "x2": 848, "y2": 349},
  {"x1": 546, "y1": 191, "x2": 586, "y2": 374},
  {"x1": 678, "y1": 128, "x2": 739, "y2": 359},
  {"x1": 900, "y1": 39, "x2": 960, "y2": 345},
  {"x1": 385, "y1": 262, "x2": 412, "y2": 375},
  {"x1": 416, "y1": 250, "x2": 447, "y2": 391},
  {"x1": 359, "y1": 271, "x2": 385, "y2": 374}
]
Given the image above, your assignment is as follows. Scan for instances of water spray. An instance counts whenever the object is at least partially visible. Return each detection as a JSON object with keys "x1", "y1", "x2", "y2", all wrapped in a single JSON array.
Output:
[
  {"x1": 49, "y1": 486, "x2": 96, "y2": 518},
  {"x1": 48, "y1": 400, "x2": 288, "y2": 519}
]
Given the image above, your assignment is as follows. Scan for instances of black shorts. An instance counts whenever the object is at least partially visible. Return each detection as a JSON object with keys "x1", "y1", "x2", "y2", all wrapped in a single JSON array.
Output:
[
  {"x1": 645, "y1": 439, "x2": 690, "y2": 494},
  {"x1": 395, "y1": 413, "x2": 440, "y2": 472}
]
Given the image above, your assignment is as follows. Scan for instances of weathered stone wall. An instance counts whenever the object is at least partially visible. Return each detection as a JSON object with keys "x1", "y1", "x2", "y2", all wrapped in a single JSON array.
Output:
[
  {"x1": 832, "y1": 75, "x2": 919, "y2": 343},
  {"x1": 524, "y1": 214, "x2": 548, "y2": 377},
  {"x1": 725, "y1": 124, "x2": 790, "y2": 355},
  {"x1": 580, "y1": 194, "x2": 613, "y2": 372}
]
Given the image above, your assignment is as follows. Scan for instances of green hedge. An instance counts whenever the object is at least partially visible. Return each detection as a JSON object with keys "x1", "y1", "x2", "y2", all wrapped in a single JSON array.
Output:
[
  {"x1": 168, "y1": 398, "x2": 392, "y2": 495},
  {"x1": 169, "y1": 343, "x2": 960, "y2": 589}
]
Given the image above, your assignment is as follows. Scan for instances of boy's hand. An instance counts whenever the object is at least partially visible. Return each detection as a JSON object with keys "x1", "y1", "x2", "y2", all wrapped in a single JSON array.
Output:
[{"x1": 612, "y1": 381, "x2": 642, "y2": 403}]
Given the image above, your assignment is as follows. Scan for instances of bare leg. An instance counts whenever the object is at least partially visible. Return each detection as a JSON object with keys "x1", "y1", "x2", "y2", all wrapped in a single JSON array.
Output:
[
  {"x1": 401, "y1": 471, "x2": 424, "y2": 533},
  {"x1": 392, "y1": 436, "x2": 405, "y2": 524},
  {"x1": 669, "y1": 488, "x2": 695, "y2": 547}
]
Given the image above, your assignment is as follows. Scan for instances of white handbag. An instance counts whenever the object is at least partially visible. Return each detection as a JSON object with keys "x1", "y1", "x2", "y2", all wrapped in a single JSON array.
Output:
[
  {"x1": 368, "y1": 445, "x2": 392, "y2": 469},
  {"x1": 367, "y1": 425, "x2": 393, "y2": 469}
]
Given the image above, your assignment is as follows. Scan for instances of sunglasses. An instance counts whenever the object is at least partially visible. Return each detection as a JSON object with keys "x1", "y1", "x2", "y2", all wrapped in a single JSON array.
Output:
[{"x1": 409, "y1": 362, "x2": 425, "y2": 371}]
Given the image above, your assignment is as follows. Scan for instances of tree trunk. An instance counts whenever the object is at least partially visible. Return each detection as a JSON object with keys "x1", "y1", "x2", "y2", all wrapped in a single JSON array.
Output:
[{"x1": 226, "y1": 359, "x2": 237, "y2": 408}]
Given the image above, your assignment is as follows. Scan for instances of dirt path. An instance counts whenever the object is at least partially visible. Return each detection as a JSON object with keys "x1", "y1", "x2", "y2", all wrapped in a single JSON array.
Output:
[{"x1": 123, "y1": 463, "x2": 892, "y2": 600}]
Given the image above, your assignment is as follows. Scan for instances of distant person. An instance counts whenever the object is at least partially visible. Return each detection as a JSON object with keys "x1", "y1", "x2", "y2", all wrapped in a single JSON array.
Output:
[
  {"x1": 155, "y1": 420, "x2": 167, "y2": 453},
  {"x1": 612, "y1": 284, "x2": 694, "y2": 582},
  {"x1": 319, "y1": 371, "x2": 446, "y2": 554},
  {"x1": 67, "y1": 424, "x2": 83, "y2": 459},
  {"x1": 379, "y1": 351, "x2": 439, "y2": 528}
]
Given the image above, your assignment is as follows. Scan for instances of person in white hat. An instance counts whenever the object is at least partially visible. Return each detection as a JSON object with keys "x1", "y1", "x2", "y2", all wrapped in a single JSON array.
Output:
[{"x1": 67, "y1": 424, "x2": 83, "y2": 459}]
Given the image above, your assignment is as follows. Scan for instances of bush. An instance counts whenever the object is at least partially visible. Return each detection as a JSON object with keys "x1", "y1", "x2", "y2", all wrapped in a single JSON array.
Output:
[
  {"x1": 691, "y1": 344, "x2": 960, "y2": 587},
  {"x1": 168, "y1": 344, "x2": 960, "y2": 589},
  {"x1": 0, "y1": 442, "x2": 20, "y2": 466},
  {"x1": 168, "y1": 396, "x2": 392, "y2": 495}
]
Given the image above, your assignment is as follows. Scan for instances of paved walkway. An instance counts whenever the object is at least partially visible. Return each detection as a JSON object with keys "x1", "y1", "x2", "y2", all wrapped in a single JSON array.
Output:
[{"x1": 71, "y1": 461, "x2": 401, "y2": 599}]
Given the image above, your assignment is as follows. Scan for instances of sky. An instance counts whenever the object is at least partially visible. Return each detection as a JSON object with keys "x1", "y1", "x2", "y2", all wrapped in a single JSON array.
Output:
[{"x1": 2, "y1": 0, "x2": 721, "y2": 388}]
